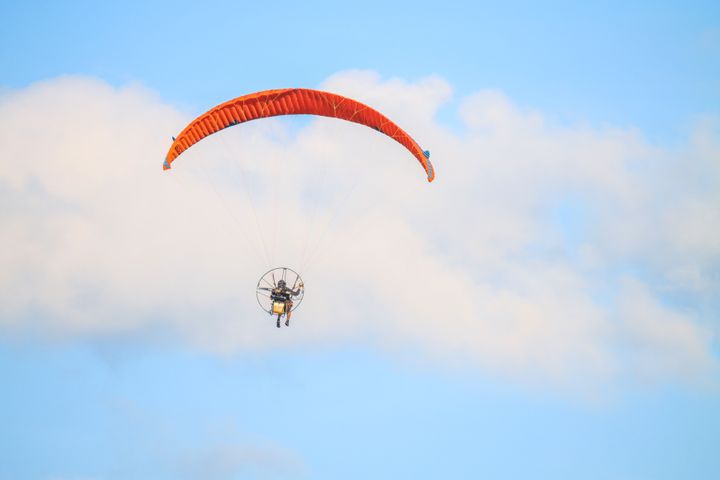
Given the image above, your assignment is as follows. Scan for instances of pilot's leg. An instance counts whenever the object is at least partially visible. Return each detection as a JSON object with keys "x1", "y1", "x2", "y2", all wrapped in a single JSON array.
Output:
[{"x1": 285, "y1": 301, "x2": 293, "y2": 326}]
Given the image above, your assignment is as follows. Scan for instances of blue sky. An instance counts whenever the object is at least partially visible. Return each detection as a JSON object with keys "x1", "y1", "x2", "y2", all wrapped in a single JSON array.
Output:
[
  {"x1": 3, "y1": 340, "x2": 719, "y2": 480},
  {"x1": 3, "y1": 1, "x2": 718, "y2": 139},
  {"x1": 1, "y1": 1, "x2": 719, "y2": 479}
]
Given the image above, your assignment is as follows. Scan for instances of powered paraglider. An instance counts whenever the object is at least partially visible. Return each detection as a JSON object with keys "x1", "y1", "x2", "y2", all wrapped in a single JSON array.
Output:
[{"x1": 164, "y1": 88, "x2": 434, "y2": 324}]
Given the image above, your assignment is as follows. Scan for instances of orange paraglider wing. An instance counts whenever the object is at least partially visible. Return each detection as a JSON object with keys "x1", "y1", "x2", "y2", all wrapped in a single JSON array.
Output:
[{"x1": 163, "y1": 88, "x2": 434, "y2": 182}]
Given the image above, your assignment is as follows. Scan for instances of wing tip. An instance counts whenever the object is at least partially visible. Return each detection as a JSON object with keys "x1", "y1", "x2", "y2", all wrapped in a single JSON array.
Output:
[{"x1": 423, "y1": 151, "x2": 435, "y2": 182}]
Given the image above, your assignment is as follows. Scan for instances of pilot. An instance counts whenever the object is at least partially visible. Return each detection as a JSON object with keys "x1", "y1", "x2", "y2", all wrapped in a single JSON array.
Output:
[{"x1": 270, "y1": 279, "x2": 303, "y2": 327}]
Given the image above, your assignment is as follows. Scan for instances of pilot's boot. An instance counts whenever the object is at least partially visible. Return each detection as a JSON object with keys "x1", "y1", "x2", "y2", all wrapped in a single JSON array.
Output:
[{"x1": 276, "y1": 315, "x2": 281, "y2": 328}]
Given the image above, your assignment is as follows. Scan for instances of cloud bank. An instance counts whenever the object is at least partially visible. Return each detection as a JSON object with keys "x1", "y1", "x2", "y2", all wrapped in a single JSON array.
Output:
[{"x1": 1, "y1": 72, "x2": 717, "y2": 389}]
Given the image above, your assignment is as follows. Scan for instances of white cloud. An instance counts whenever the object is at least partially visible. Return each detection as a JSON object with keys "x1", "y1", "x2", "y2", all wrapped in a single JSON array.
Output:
[
  {"x1": 0, "y1": 73, "x2": 717, "y2": 390},
  {"x1": 172, "y1": 442, "x2": 306, "y2": 480},
  {"x1": 102, "y1": 394, "x2": 307, "y2": 479}
]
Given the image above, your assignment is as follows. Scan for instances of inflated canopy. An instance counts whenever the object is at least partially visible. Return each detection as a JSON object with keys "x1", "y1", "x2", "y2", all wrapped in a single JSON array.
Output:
[{"x1": 163, "y1": 88, "x2": 434, "y2": 182}]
